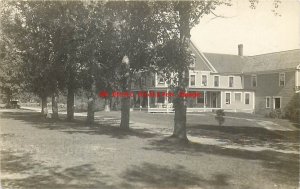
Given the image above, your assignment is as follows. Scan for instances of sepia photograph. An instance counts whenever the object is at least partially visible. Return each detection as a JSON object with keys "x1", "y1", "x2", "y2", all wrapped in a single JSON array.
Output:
[{"x1": 0, "y1": 0, "x2": 299, "y2": 188}]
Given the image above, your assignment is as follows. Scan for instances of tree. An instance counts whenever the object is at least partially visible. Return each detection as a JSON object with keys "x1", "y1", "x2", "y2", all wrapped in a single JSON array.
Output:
[
  {"x1": 1, "y1": 1, "x2": 56, "y2": 114},
  {"x1": 150, "y1": 1, "x2": 219, "y2": 142},
  {"x1": 1, "y1": 1, "x2": 105, "y2": 120},
  {"x1": 153, "y1": 0, "x2": 281, "y2": 142},
  {"x1": 0, "y1": 35, "x2": 22, "y2": 107},
  {"x1": 103, "y1": 1, "x2": 162, "y2": 130}
]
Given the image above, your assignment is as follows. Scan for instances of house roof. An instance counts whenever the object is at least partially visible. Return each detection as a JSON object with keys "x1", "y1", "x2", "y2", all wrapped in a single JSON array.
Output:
[
  {"x1": 191, "y1": 43, "x2": 300, "y2": 74},
  {"x1": 203, "y1": 53, "x2": 244, "y2": 74},
  {"x1": 242, "y1": 49, "x2": 300, "y2": 73}
]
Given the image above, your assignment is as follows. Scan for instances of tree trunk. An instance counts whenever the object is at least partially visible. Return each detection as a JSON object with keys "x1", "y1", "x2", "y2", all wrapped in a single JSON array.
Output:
[
  {"x1": 41, "y1": 96, "x2": 47, "y2": 115},
  {"x1": 52, "y1": 92, "x2": 59, "y2": 119},
  {"x1": 67, "y1": 86, "x2": 75, "y2": 121},
  {"x1": 119, "y1": 55, "x2": 131, "y2": 130},
  {"x1": 171, "y1": 1, "x2": 191, "y2": 142},
  {"x1": 87, "y1": 97, "x2": 95, "y2": 124},
  {"x1": 5, "y1": 89, "x2": 12, "y2": 107},
  {"x1": 172, "y1": 87, "x2": 188, "y2": 142},
  {"x1": 120, "y1": 95, "x2": 130, "y2": 130}
]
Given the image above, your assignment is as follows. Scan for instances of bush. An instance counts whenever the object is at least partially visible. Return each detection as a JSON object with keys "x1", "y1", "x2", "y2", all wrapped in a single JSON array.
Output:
[
  {"x1": 215, "y1": 109, "x2": 225, "y2": 126},
  {"x1": 266, "y1": 109, "x2": 283, "y2": 119},
  {"x1": 284, "y1": 93, "x2": 300, "y2": 122}
]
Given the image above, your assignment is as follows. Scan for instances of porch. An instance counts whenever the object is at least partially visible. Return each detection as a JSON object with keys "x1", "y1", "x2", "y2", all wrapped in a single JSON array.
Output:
[{"x1": 131, "y1": 90, "x2": 221, "y2": 113}]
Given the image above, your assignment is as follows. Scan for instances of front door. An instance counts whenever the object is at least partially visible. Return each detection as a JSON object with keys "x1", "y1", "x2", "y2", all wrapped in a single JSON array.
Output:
[{"x1": 274, "y1": 97, "x2": 281, "y2": 109}]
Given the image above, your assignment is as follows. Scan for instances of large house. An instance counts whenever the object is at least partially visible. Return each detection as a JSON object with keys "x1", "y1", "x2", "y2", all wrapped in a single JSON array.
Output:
[{"x1": 130, "y1": 43, "x2": 300, "y2": 114}]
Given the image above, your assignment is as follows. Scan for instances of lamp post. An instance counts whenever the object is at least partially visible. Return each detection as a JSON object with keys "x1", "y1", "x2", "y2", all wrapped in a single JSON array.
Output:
[
  {"x1": 122, "y1": 55, "x2": 129, "y2": 66},
  {"x1": 120, "y1": 55, "x2": 131, "y2": 130}
]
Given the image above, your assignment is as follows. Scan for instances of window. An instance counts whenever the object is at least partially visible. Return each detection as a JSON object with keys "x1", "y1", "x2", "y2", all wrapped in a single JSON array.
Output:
[
  {"x1": 251, "y1": 75, "x2": 257, "y2": 87},
  {"x1": 235, "y1": 93, "x2": 242, "y2": 102},
  {"x1": 274, "y1": 97, "x2": 281, "y2": 109},
  {"x1": 190, "y1": 75, "x2": 195, "y2": 86},
  {"x1": 229, "y1": 76, "x2": 234, "y2": 87},
  {"x1": 202, "y1": 75, "x2": 207, "y2": 86},
  {"x1": 158, "y1": 77, "x2": 164, "y2": 84},
  {"x1": 266, "y1": 96, "x2": 270, "y2": 108},
  {"x1": 214, "y1": 76, "x2": 219, "y2": 87},
  {"x1": 225, "y1": 93, "x2": 231, "y2": 104},
  {"x1": 279, "y1": 73, "x2": 285, "y2": 86},
  {"x1": 245, "y1": 93, "x2": 250, "y2": 105}
]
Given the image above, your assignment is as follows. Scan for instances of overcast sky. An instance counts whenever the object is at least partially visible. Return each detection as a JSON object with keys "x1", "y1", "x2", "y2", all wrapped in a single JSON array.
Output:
[{"x1": 191, "y1": 0, "x2": 300, "y2": 56}]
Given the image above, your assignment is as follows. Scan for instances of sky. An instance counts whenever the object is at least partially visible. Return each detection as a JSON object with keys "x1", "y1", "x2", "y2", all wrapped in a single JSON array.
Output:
[{"x1": 191, "y1": 0, "x2": 300, "y2": 56}]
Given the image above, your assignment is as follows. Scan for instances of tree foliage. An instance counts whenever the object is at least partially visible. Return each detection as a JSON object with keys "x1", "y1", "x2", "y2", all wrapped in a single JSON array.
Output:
[{"x1": 0, "y1": 0, "x2": 282, "y2": 128}]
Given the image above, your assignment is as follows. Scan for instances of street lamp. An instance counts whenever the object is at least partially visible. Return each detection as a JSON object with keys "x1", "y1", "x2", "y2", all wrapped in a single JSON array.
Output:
[
  {"x1": 120, "y1": 55, "x2": 132, "y2": 129},
  {"x1": 122, "y1": 55, "x2": 129, "y2": 66}
]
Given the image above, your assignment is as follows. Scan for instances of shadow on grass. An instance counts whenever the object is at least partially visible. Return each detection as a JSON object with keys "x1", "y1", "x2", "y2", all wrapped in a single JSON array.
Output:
[
  {"x1": 0, "y1": 111, "x2": 157, "y2": 139},
  {"x1": 1, "y1": 149, "x2": 231, "y2": 189},
  {"x1": 187, "y1": 124, "x2": 299, "y2": 150},
  {"x1": 121, "y1": 162, "x2": 230, "y2": 189},
  {"x1": 1, "y1": 150, "x2": 115, "y2": 189},
  {"x1": 144, "y1": 138, "x2": 299, "y2": 187}
]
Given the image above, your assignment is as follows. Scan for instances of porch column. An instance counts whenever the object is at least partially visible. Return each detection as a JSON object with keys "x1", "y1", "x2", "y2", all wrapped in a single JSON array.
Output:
[
  {"x1": 204, "y1": 91, "x2": 206, "y2": 109},
  {"x1": 147, "y1": 90, "x2": 150, "y2": 112},
  {"x1": 220, "y1": 91, "x2": 223, "y2": 109},
  {"x1": 252, "y1": 92, "x2": 255, "y2": 113},
  {"x1": 209, "y1": 92, "x2": 212, "y2": 108},
  {"x1": 166, "y1": 89, "x2": 169, "y2": 112}
]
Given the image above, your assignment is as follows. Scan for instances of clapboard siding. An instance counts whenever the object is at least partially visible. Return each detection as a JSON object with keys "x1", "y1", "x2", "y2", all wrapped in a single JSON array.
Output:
[{"x1": 244, "y1": 71, "x2": 296, "y2": 114}]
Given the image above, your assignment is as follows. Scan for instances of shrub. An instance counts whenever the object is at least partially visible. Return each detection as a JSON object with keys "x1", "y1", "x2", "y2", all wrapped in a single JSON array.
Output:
[
  {"x1": 215, "y1": 109, "x2": 225, "y2": 126},
  {"x1": 266, "y1": 109, "x2": 283, "y2": 119},
  {"x1": 284, "y1": 93, "x2": 300, "y2": 122}
]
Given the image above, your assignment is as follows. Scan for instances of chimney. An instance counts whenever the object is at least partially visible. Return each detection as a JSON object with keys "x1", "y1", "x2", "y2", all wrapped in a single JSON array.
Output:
[{"x1": 238, "y1": 44, "x2": 243, "y2": 56}]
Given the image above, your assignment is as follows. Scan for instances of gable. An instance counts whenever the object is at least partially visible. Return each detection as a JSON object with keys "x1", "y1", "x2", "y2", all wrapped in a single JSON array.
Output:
[{"x1": 189, "y1": 42, "x2": 216, "y2": 72}]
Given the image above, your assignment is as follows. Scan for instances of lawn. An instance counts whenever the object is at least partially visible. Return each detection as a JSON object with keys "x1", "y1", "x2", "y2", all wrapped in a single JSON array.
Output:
[{"x1": 0, "y1": 109, "x2": 299, "y2": 189}]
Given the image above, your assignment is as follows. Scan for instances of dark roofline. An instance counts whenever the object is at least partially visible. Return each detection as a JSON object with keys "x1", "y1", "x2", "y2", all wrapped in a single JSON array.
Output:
[
  {"x1": 246, "y1": 49, "x2": 300, "y2": 57},
  {"x1": 201, "y1": 49, "x2": 300, "y2": 57},
  {"x1": 203, "y1": 52, "x2": 242, "y2": 57}
]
